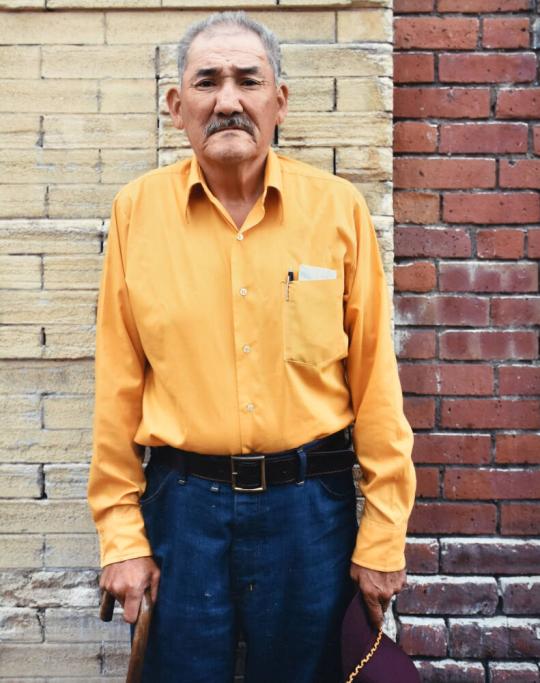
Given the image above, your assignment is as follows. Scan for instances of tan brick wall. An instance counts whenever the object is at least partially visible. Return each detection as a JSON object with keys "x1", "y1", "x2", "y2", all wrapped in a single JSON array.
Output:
[{"x1": 0, "y1": 2, "x2": 392, "y2": 678}]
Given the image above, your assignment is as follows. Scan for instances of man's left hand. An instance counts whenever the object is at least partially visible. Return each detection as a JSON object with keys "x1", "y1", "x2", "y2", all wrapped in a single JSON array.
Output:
[{"x1": 349, "y1": 563, "x2": 408, "y2": 630}]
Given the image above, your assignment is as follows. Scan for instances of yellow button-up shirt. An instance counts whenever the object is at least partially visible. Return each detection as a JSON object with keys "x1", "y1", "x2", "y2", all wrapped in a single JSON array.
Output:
[{"x1": 88, "y1": 149, "x2": 416, "y2": 571}]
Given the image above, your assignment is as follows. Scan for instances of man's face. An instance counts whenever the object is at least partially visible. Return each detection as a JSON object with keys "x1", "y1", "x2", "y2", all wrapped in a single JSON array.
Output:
[{"x1": 167, "y1": 27, "x2": 288, "y2": 168}]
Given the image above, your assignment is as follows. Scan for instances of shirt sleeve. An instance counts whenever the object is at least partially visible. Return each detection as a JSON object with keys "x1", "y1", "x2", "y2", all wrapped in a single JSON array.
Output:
[
  {"x1": 87, "y1": 193, "x2": 153, "y2": 568},
  {"x1": 343, "y1": 189, "x2": 416, "y2": 572}
]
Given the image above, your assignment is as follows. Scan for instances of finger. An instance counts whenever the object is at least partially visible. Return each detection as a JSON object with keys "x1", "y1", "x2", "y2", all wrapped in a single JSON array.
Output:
[
  {"x1": 363, "y1": 595, "x2": 384, "y2": 630},
  {"x1": 150, "y1": 573, "x2": 160, "y2": 604},
  {"x1": 123, "y1": 591, "x2": 143, "y2": 624}
]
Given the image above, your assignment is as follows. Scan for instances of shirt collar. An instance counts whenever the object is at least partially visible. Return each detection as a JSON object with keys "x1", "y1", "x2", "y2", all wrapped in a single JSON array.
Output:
[{"x1": 183, "y1": 148, "x2": 283, "y2": 224}]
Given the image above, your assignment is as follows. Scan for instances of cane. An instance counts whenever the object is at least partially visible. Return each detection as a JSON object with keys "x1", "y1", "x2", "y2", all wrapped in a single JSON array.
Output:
[{"x1": 100, "y1": 587, "x2": 154, "y2": 683}]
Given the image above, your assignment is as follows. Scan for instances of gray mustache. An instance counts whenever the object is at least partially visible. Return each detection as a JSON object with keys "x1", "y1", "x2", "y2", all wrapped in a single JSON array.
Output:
[{"x1": 205, "y1": 115, "x2": 255, "y2": 138}]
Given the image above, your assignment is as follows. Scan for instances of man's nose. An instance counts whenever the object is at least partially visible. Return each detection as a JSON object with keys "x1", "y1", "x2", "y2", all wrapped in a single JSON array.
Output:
[{"x1": 214, "y1": 81, "x2": 243, "y2": 115}]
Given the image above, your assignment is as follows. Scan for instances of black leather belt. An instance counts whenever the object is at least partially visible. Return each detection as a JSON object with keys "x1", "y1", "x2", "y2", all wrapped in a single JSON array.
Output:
[{"x1": 149, "y1": 427, "x2": 356, "y2": 493}]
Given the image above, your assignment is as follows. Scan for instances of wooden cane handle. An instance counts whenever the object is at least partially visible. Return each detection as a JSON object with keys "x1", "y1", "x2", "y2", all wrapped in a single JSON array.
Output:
[
  {"x1": 100, "y1": 589, "x2": 116, "y2": 622},
  {"x1": 126, "y1": 587, "x2": 154, "y2": 683}
]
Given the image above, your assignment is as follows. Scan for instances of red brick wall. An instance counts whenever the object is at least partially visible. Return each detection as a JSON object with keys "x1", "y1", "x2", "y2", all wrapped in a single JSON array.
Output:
[{"x1": 393, "y1": 1, "x2": 540, "y2": 680}]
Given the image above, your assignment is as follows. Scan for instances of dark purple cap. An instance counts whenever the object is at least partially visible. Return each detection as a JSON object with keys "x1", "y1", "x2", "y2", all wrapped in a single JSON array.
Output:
[{"x1": 341, "y1": 591, "x2": 421, "y2": 682}]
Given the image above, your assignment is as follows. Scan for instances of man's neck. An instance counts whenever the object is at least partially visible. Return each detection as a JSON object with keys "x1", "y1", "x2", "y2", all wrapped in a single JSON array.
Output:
[{"x1": 198, "y1": 154, "x2": 267, "y2": 228}]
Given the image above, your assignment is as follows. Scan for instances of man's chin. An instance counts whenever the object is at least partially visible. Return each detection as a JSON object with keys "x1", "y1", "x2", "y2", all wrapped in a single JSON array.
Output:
[{"x1": 202, "y1": 139, "x2": 256, "y2": 164}]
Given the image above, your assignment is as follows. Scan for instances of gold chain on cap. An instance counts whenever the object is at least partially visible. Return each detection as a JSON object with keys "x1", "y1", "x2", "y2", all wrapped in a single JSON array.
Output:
[{"x1": 345, "y1": 625, "x2": 384, "y2": 683}]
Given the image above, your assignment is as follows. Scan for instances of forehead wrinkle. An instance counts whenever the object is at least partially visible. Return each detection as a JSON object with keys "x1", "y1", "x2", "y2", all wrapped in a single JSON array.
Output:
[{"x1": 193, "y1": 65, "x2": 263, "y2": 79}]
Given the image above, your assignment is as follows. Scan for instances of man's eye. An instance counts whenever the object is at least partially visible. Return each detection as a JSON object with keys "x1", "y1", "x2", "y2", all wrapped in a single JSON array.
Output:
[
  {"x1": 195, "y1": 80, "x2": 215, "y2": 88},
  {"x1": 242, "y1": 79, "x2": 261, "y2": 87}
]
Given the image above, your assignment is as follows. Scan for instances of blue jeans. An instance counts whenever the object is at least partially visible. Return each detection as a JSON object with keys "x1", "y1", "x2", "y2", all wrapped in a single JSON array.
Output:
[{"x1": 133, "y1": 442, "x2": 358, "y2": 683}]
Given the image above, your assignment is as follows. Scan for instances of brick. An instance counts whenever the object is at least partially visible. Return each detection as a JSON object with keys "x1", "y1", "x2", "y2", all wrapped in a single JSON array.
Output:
[
  {"x1": 279, "y1": 113, "x2": 391, "y2": 148},
  {"x1": 449, "y1": 617, "x2": 540, "y2": 659},
  {"x1": 0, "y1": 0, "x2": 44, "y2": 6},
  {"x1": 398, "y1": 617, "x2": 447, "y2": 656},
  {"x1": 42, "y1": 46, "x2": 155, "y2": 79},
  {"x1": 0, "y1": 643, "x2": 100, "y2": 677},
  {"x1": 394, "y1": 53, "x2": 434, "y2": 83},
  {"x1": 396, "y1": 295, "x2": 489, "y2": 326},
  {"x1": 439, "y1": 123, "x2": 528, "y2": 154},
  {"x1": 440, "y1": 53, "x2": 537, "y2": 84},
  {"x1": 0, "y1": 360, "x2": 93, "y2": 395},
  {"x1": 441, "y1": 399, "x2": 539, "y2": 429},
  {"x1": 395, "y1": 158, "x2": 496, "y2": 190},
  {"x1": 102, "y1": 147, "x2": 157, "y2": 183},
  {"x1": 44, "y1": 534, "x2": 98, "y2": 568},
  {"x1": 0, "y1": 607, "x2": 42, "y2": 642},
  {"x1": 395, "y1": 17, "x2": 478, "y2": 50},
  {"x1": 409, "y1": 502, "x2": 497, "y2": 534},
  {"x1": 500, "y1": 577, "x2": 540, "y2": 616},
  {"x1": 0, "y1": 11, "x2": 104, "y2": 44},
  {"x1": 477, "y1": 229, "x2": 525, "y2": 259},
  {"x1": 444, "y1": 192, "x2": 540, "y2": 224},
  {"x1": 393, "y1": 193, "x2": 440, "y2": 223},
  {"x1": 350, "y1": 181, "x2": 391, "y2": 217},
  {"x1": 102, "y1": 641, "x2": 132, "y2": 676},
  {"x1": 501, "y1": 503, "x2": 540, "y2": 535},
  {"x1": 394, "y1": 0, "x2": 433, "y2": 9},
  {"x1": 336, "y1": 78, "x2": 392, "y2": 113},
  {"x1": 102, "y1": 78, "x2": 156, "y2": 114},
  {"x1": 43, "y1": 396, "x2": 93, "y2": 430},
  {"x1": 0, "y1": 114, "x2": 40, "y2": 149},
  {"x1": 0, "y1": 535, "x2": 42, "y2": 569},
  {"x1": 272, "y1": 78, "x2": 334, "y2": 113},
  {"x1": 0, "y1": 291, "x2": 96, "y2": 325},
  {"x1": 394, "y1": 122, "x2": 437, "y2": 153},
  {"x1": 0, "y1": 185, "x2": 45, "y2": 219},
  {"x1": 413, "y1": 433, "x2": 491, "y2": 465},
  {"x1": 438, "y1": 0, "x2": 530, "y2": 9},
  {"x1": 43, "y1": 255, "x2": 101, "y2": 290},
  {"x1": 395, "y1": 329, "x2": 436, "y2": 359},
  {"x1": 414, "y1": 660, "x2": 485, "y2": 683},
  {"x1": 0, "y1": 219, "x2": 102, "y2": 255},
  {"x1": 528, "y1": 229, "x2": 540, "y2": 257},
  {"x1": 283, "y1": 45, "x2": 391, "y2": 78},
  {"x1": 501, "y1": 160, "x2": 540, "y2": 189},
  {"x1": 43, "y1": 114, "x2": 156, "y2": 149},
  {"x1": 335, "y1": 147, "x2": 392, "y2": 185},
  {"x1": 25, "y1": 327, "x2": 95, "y2": 360},
  {"x1": 1, "y1": 395, "x2": 40, "y2": 430},
  {"x1": 337, "y1": 9, "x2": 390, "y2": 42},
  {"x1": 404, "y1": 538, "x2": 439, "y2": 573},
  {"x1": 394, "y1": 87, "x2": 490, "y2": 119},
  {"x1": 396, "y1": 227, "x2": 471, "y2": 257},
  {"x1": 394, "y1": 262, "x2": 436, "y2": 292},
  {"x1": 496, "y1": 434, "x2": 540, "y2": 464},
  {"x1": 0, "y1": 428, "x2": 92, "y2": 464},
  {"x1": 483, "y1": 17, "x2": 531, "y2": 49},
  {"x1": 0, "y1": 255, "x2": 41, "y2": 289},
  {"x1": 416, "y1": 467, "x2": 439, "y2": 497},
  {"x1": 497, "y1": 88, "x2": 540, "y2": 119},
  {"x1": 445, "y1": 467, "x2": 540, "y2": 500},
  {"x1": 0, "y1": 502, "x2": 93, "y2": 534},
  {"x1": 48, "y1": 0, "x2": 159, "y2": 5},
  {"x1": 491, "y1": 296, "x2": 540, "y2": 326},
  {"x1": 400, "y1": 363, "x2": 493, "y2": 395},
  {"x1": 499, "y1": 366, "x2": 540, "y2": 396},
  {"x1": 0, "y1": 78, "x2": 98, "y2": 114},
  {"x1": 489, "y1": 662, "x2": 540, "y2": 683},
  {"x1": 0, "y1": 327, "x2": 42, "y2": 360},
  {"x1": 404, "y1": 397, "x2": 435, "y2": 428},
  {"x1": 44, "y1": 464, "x2": 89, "y2": 499},
  {"x1": 397, "y1": 576, "x2": 498, "y2": 615},
  {"x1": 44, "y1": 607, "x2": 128, "y2": 642},
  {"x1": 48, "y1": 184, "x2": 118, "y2": 219},
  {"x1": 108, "y1": 10, "x2": 335, "y2": 46},
  {"x1": 0, "y1": 465, "x2": 41, "y2": 498},
  {"x1": 441, "y1": 538, "x2": 540, "y2": 574},
  {"x1": 0, "y1": 46, "x2": 40, "y2": 78},
  {"x1": 440, "y1": 261, "x2": 537, "y2": 293},
  {"x1": 0, "y1": 149, "x2": 99, "y2": 185}
]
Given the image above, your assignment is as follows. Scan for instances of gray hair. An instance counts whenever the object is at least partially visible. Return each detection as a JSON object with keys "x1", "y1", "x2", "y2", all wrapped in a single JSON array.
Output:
[{"x1": 177, "y1": 11, "x2": 282, "y2": 85}]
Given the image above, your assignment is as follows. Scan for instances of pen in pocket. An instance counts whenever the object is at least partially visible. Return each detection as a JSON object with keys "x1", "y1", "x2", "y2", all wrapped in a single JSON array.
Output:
[{"x1": 285, "y1": 270, "x2": 294, "y2": 301}]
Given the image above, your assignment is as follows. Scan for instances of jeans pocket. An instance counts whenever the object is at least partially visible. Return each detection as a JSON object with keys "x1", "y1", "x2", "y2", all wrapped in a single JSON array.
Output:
[
  {"x1": 315, "y1": 468, "x2": 355, "y2": 500},
  {"x1": 140, "y1": 459, "x2": 174, "y2": 507}
]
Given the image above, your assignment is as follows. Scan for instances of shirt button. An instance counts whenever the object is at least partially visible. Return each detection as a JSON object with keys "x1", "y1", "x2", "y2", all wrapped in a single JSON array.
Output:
[
  {"x1": 242, "y1": 344, "x2": 251, "y2": 354},
  {"x1": 236, "y1": 233, "x2": 244, "y2": 241},
  {"x1": 239, "y1": 287, "x2": 248, "y2": 296},
  {"x1": 246, "y1": 402, "x2": 255, "y2": 412}
]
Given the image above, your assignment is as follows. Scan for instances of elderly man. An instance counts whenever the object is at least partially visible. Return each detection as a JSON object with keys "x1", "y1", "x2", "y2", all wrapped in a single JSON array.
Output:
[{"x1": 88, "y1": 11, "x2": 416, "y2": 683}]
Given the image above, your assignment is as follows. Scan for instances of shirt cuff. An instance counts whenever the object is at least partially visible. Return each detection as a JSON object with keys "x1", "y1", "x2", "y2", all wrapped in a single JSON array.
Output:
[
  {"x1": 97, "y1": 505, "x2": 153, "y2": 568},
  {"x1": 351, "y1": 514, "x2": 409, "y2": 572}
]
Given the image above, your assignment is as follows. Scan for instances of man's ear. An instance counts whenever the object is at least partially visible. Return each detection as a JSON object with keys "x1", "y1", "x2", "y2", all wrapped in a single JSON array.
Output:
[
  {"x1": 275, "y1": 82, "x2": 289, "y2": 126},
  {"x1": 166, "y1": 86, "x2": 184, "y2": 130}
]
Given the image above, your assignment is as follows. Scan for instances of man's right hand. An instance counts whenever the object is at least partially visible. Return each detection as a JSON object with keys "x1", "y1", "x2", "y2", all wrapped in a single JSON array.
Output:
[{"x1": 100, "y1": 556, "x2": 161, "y2": 624}]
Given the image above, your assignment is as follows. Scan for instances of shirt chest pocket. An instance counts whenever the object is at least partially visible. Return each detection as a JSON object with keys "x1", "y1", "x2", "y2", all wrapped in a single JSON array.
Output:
[{"x1": 283, "y1": 278, "x2": 349, "y2": 368}]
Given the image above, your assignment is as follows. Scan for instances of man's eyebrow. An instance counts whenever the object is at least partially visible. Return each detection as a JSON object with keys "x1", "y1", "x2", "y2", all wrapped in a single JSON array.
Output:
[{"x1": 193, "y1": 66, "x2": 263, "y2": 78}]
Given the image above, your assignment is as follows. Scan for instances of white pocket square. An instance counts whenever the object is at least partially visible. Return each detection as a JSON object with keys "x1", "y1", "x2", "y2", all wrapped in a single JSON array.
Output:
[{"x1": 298, "y1": 264, "x2": 337, "y2": 281}]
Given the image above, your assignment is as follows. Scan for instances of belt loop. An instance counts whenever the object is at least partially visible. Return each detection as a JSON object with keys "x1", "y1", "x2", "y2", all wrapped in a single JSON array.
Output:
[
  {"x1": 295, "y1": 447, "x2": 307, "y2": 486},
  {"x1": 175, "y1": 451, "x2": 188, "y2": 485}
]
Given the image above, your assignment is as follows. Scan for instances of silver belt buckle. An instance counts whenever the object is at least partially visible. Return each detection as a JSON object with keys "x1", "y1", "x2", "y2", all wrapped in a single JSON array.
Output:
[{"x1": 230, "y1": 454, "x2": 267, "y2": 492}]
